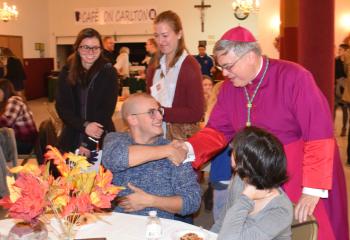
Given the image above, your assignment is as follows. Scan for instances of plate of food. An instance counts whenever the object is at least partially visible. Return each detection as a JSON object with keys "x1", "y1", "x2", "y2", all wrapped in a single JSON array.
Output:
[{"x1": 171, "y1": 229, "x2": 208, "y2": 240}]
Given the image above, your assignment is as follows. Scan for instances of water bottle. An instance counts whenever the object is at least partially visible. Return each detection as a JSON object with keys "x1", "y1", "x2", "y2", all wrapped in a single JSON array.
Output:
[{"x1": 145, "y1": 211, "x2": 162, "y2": 240}]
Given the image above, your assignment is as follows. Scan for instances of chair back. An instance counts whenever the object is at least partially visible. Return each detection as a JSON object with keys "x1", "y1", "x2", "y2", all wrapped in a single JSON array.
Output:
[
  {"x1": 44, "y1": 102, "x2": 62, "y2": 135},
  {"x1": 291, "y1": 215, "x2": 318, "y2": 240},
  {"x1": 0, "y1": 146, "x2": 9, "y2": 197},
  {"x1": 35, "y1": 119, "x2": 58, "y2": 165},
  {"x1": 0, "y1": 127, "x2": 18, "y2": 197}
]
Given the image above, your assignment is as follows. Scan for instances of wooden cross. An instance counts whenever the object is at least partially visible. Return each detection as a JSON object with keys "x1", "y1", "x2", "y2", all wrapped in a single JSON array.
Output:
[{"x1": 194, "y1": 0, "x2": 211, "y2": 32}]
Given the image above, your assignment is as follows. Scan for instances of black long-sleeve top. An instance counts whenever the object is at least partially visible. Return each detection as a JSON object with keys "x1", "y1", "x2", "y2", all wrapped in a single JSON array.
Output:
[{"x1": 55, "y1": 63, "x2": 118, "y2": 152}]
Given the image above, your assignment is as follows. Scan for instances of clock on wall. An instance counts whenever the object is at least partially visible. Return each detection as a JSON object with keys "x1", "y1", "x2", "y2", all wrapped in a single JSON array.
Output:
[{"x1": 233, "y1": 6, "x2": 249, "y2": 20}]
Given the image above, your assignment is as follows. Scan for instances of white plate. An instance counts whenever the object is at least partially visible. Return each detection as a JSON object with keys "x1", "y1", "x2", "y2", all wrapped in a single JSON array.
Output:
[{"x1": 171, "y1": 229, "x2": 208, "y2": 240}]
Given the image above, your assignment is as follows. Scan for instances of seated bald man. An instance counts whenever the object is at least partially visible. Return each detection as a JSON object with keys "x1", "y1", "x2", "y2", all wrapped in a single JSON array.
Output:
[{"x1": 102, "y1": 93, "x2": 201, "y2": 219}]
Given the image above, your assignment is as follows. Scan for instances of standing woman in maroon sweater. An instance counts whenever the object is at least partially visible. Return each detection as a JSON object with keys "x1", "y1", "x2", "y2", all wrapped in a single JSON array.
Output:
[{"x1": 146, "y1": 10, "x2": 204, "y2": 141}]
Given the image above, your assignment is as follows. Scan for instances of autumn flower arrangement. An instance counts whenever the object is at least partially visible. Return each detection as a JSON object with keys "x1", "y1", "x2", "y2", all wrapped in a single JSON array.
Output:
[{"x1": 0, "y1": 145, "x2": 123, "y2": 238}]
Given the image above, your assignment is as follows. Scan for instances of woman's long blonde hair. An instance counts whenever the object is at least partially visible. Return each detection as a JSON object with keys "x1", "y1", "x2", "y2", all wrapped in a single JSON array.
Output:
[{"x1": 153, "y1": 10, "x2": 187, "y2": 69}]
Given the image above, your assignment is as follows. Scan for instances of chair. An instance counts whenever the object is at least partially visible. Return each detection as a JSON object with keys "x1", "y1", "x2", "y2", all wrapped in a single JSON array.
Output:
[
  {"x1": 0, "y1": 146, "x2": 9, "y2": 197},
  {"x1": 20, "y1": 118, "x2": 58, "y2": 166},
  {"x1": 0, "y1": 128, "x2": 18, "y2": 196},
  {"x1": 291, "y1": 215, "x2": 318, "y2": 240},
  {"x1": 0, "y1": 128, "x2": 18, "y2": 168},
  {"x1": 18, "y1": 102, "x2": 61, "y2": 165},
  {"x1": 44, "y1": 102, "x2": 62, "y2": 136},
  {"x1": 36, "y1": 118, "x2": 59, "y2": 165}
]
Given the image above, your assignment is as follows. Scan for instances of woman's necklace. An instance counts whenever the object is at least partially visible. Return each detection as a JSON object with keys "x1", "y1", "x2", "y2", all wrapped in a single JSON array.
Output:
[{"x1": 243, "y1": 58, "x2": 269, "y2": 127}]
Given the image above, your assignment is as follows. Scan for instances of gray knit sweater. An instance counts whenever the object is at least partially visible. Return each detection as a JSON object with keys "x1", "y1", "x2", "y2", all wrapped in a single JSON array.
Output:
[
  {"x1": 211, "y1": 175, "x2": 293, "y2": 240},
  {"x1": 101, "y1": 132, "x2": 201, "y2": 219}
]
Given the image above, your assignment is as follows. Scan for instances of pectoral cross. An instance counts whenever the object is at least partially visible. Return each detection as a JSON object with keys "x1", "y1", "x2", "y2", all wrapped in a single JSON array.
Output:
[
  {"x1": 246, "y1": 102, "x2": 252, "y2": 126},
  {"x1": 194, "y1": 0, "x2": 211, "y2": 32}
]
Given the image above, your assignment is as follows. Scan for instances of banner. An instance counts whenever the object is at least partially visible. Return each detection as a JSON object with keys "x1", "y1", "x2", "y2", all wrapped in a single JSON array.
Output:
[{"x1": 74, "y1": 6, "x2": 157, "y2": 25}]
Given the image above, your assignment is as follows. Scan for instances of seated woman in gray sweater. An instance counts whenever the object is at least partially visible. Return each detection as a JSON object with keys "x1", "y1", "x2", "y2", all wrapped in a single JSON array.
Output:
[{"x1": 211, "y1": 127, "x2": 293, "y2": 240}]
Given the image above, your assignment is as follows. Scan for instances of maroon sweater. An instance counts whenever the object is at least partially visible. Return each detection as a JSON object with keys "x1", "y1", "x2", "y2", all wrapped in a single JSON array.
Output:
[{"x1": 146, "y1": 55, "x2": 204, "y2": 123}]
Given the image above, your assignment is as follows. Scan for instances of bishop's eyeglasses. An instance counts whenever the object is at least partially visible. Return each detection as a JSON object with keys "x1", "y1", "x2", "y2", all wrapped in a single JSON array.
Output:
[{"x1": 217, "y1": 51, "x2": 250, "y2": 72}]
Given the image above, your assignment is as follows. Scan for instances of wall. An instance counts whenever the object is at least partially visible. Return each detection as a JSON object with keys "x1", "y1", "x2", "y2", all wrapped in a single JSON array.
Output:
[
  {"x1": 0, "y1": 0, "x2": 50, "y2": 58},
  {"x1": 46, "y1": 0, "x2": 282, "y2": 67},
  {"x1": 1, "y1": 0, "x2": 349, "y2": 61},
  {"x1": 47, "y1": 0, "x2": 257, "y2": 59},
  {"x1": 257, "y1": 0, "x2": 280, "y2": 58}
]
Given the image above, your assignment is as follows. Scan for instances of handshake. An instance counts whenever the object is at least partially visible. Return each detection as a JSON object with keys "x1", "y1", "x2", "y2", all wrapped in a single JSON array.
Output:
[{"x1": 165, "y1": 140, "x2": 192, "y2": 166}]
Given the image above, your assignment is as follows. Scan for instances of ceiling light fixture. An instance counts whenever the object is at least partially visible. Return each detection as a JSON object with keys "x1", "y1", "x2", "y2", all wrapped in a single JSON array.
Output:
[
  {"x1": 0, "y1": 2, "x2": 18, "y2": 22},
  {"x1": 232, "y1": 0, "x2": 260, "y2": 20}
]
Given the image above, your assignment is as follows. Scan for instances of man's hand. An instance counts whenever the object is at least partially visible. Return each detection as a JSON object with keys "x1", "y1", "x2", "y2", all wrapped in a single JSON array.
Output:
[
  {"x1": 85, "y1": 122, "x2": 104, "y2": 139},
  {"x1": 294, "y1": 194, "x2": 320, "y2": 223},
  {"x1": 167, "y1": 140, "x2": 187, "y2": 166},
  {"x1": 170, "y1": 140, "x2": 188, "y2": 150},
  {"x1": 118, "y1": 183, "x2": 153, "y2": 212}
]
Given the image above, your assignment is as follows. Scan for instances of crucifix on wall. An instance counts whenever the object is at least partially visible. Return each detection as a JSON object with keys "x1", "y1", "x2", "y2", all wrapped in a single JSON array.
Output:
[{"x1": 194, "y1": 0, "x2": 211, "y2": 32}]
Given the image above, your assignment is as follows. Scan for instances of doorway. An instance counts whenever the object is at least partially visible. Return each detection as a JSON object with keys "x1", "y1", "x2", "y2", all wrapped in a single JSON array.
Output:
[{"x1": 0, "y1": 35, "x2": 23, "y2": 59}]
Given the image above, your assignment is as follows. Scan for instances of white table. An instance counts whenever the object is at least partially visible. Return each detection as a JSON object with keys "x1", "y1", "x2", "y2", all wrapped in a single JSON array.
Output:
[{"x1": 0, "y1": 212, "x2": 217, "y2": 240}]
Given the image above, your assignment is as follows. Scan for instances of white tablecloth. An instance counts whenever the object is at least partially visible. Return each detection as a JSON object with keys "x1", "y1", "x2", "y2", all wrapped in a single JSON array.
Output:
[{"x1": 0, "y1": 212, "x2": 217, "y2": 240}]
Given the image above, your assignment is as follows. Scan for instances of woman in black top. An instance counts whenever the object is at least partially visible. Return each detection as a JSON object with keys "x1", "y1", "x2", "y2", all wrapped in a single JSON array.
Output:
[
  {"x1": 55, "y1": 28, "x2": 118, "y2": 156},
  {"x1": 1, "y1": 48, "x2": 26, "y2": 97}
]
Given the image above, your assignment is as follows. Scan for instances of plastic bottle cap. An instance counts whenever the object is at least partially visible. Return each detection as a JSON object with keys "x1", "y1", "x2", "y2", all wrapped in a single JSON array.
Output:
[{"x1": 149, "y1": 210, "x2": 157, "y2": 217}]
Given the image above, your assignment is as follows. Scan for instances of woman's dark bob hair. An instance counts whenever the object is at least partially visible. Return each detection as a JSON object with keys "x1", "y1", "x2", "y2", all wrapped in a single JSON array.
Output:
[{"x1": 231, "y1": 126, "x2": 288, "y2": 190}]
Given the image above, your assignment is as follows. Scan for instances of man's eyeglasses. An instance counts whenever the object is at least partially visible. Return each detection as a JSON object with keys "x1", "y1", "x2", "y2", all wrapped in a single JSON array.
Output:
[
  {"x1": 78, "y1": 45, "x2": 101, "y2": 53},
  {"x1": 131, "y1": 107, "x2": 164, "y2": 119},
  {"x1": 217, "y1": 51, "x2": 250, "y2": 72}
]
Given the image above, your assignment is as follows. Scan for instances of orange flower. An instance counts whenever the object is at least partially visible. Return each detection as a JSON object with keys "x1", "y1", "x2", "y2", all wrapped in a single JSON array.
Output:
[
  {"x1": 44, "y1": 145, "x2": 66, "y2": 165},
  {"x1": 91, "y1": 167, "x2": 124, "y2": 208},
  {"x1": 90, "y1": 188, "x2": 114, "y2": 208},
  {"x1": 62, "y1": 194, "x2": 93, "y2": 217},
  {"x1": 0, "y1": 196, "x2": 13, "y2": 209},
  {"x1": 44, "y1": 145, "x2": 70, "y2": 177},
  {"x1": 0, "y1": 146, "x2": 122, "y2": 225},
  {"x1": 0, "y1": 173, "x2": 48, "y2": 222}
]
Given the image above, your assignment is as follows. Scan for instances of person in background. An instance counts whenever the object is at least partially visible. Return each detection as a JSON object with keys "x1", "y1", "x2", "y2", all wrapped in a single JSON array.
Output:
[
  {"x1": 342, "y1": 47, "x2": 350, "y2": 165},
  {"x1": 115, "y1": 46, "x2": 130, "y2": 96},
  {"x1": 195, "y1": 44, "x2": 215, "y2": 78},
  {"x1": 102, "y1": 93, "x2": 201, "y2": 220},
  {"x1": 102, "y1": 36, "x2": 117, "y2": 65},
  {"x1": 1, "y1": 48, "x2": 26, "y2": 100},
  {"x1": 212, "y1": 64, "x2": 225, "y2": 81},
  {"x1": 202, "y1": 80, "x2": 232, "y2": 222},
  {"x1": 202, "y1": 75, "x2": 214, "y2": 105},
  {"x1": 334, "y1": 43, "x2": 349, "y2": 136},
  {"x1": 142, "y1": 38, "x2": 158, "y2": 68},
  {"x1": 181, "y1": 26, "x2": 348, "y2": 239},
  {"x1": 0, "y1": 79, "x2": 37, "y2": 154},
  {"x1": 200, "y1": 75, "x2": 214, "y2": 211},
  {"x1": 204, "y1": 80, "x2": 223, "y2": 124},
  {"x1": 55, "y1": 28, "x2": 118, "y2": 157},
  {"x1": 146, "y1": 10, "x2": 204, "y2": 141},
  {"x1": 212, "y1": 127, "x2": 293, "y2": 240},
  {"x1": 114, "y1": 46, "x2": 130, "y2": 79}
]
